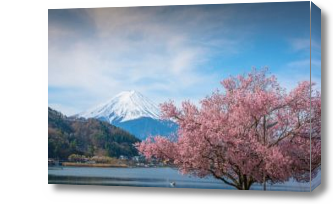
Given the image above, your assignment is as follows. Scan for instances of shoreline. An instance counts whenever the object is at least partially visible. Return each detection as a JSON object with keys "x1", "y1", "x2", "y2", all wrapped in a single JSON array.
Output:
[
  {"x1": 50, "y1": 163, "x2": 174, "y2": 169},
  {"x1": 61, "y1": 162, "x2": 128, "y2": 168}
]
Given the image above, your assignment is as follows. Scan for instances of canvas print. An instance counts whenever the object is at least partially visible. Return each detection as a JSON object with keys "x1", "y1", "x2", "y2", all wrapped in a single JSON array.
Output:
[{"x1": 48, "y1": 1, "x2": 321, "y2": 191}]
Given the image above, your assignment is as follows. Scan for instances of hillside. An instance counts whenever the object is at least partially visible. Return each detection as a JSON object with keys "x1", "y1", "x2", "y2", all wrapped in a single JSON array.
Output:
[{"x1": 48, "y1": 107, "x2": 140, "y2": 160}]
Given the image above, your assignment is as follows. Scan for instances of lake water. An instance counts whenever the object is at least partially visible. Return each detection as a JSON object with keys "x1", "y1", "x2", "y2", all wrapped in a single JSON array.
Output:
[{"x1": 48, "y1": 167, "x2": 320, "y2": 192}]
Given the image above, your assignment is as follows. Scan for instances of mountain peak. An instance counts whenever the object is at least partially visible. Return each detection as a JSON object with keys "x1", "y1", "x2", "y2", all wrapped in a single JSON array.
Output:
[
  {"x1": 77, "y1": 91, "x2": 160, "y2": 123},
  {"x1": 116, "y1": 90, "x2": 137, "y2": 96}
]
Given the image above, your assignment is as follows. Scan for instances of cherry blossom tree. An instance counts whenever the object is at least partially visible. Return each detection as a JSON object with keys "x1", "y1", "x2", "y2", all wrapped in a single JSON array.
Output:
[{"x1": 136, "y1": 68, "x2": 321, "y2": 190}]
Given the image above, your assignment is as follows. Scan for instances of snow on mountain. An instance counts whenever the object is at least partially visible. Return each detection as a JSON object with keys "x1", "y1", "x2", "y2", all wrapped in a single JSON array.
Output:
[
  {"x1": 76, "y1": 90, "x2": 178, "y2": 140},
  {"x1": 77, "y1": 90, "x2": 160, "y2": 123}
]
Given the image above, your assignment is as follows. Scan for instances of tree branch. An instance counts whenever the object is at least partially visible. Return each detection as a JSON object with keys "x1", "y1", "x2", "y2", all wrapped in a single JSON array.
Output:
[{"x1": 208, "y1": 169, "x2": 240, "y2": 189}]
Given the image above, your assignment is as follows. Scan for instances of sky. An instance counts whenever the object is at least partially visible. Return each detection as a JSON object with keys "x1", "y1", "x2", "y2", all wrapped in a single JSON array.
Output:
[{"x1": 48, "y1": 1, "x2": 321, "y2": 116}]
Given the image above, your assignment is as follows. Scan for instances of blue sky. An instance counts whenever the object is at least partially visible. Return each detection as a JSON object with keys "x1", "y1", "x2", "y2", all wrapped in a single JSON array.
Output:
[{"x1": 48, "y1": 1, "x2": 321, "y2": 115}]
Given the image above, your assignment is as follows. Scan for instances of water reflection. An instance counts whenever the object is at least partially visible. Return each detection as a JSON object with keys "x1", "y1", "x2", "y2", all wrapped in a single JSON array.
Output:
[{"x1": 49, "y1": 167, "x2": 319, "y2": 191}]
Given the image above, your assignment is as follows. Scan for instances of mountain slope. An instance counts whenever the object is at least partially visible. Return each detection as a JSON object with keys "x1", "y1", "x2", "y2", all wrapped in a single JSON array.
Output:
[
  {"x1": 76, "y1": 91, "x2": 178, "y2": 140},
  {"x1": 48, "y1": 107, "x2": 140, "y2": 160},
  {"x1": 114, "y1": 117, "x2": 178, "y2": 140},
  {"x1": 77, "y1": 90, "x2": 160, "y2": 123}
]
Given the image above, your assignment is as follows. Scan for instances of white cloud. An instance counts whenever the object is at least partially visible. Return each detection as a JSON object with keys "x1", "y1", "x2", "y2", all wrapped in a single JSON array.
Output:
[
  {"x1": 312, "y1": 40, "x2": 321, "y2": 51},
  {"x1": 48, "y1": 7, "x2": 242, "y2": 114},
  {"x1": 276, "y1": 73, "x2": 308, "y2": 91},
  {"x1": 290, "y1": 38, "x2": 310, "y2": 52},
  {"x1": 286, "y1": 59, "x2": 309, "y2": 68},
  {"x1": 287, "y1": 38, "x2": 321, "y2": 69},
  {"x1": 289, "y1": 37, "x2": 321, "y2": 54},
  {"x1": 311, "y1": 59, "x2": 322, "y2": 69}
]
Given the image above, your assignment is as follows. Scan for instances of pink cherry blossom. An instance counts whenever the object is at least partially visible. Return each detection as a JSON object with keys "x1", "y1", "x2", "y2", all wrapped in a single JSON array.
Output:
[{"x1": 136, "y1": 68, "x2": 321, "y2": 190}]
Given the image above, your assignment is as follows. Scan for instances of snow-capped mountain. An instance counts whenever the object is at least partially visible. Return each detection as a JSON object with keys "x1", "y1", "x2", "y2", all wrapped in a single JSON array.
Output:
[
  {"x1": 76, "y1": 91, "x2": 178, "y2": 140},
  {"x1": 78, "y1": 90, "x2": 160, "y2": 123}
]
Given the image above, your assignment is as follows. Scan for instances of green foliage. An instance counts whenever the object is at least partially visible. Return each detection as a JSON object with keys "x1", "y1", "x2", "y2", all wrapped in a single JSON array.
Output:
[
  {"x1": 68, "y1": 154, "x2": 87, "y2": 162},
  {"x1": 91, "y1": 156, "x2": 116, "y2": 164},
  {"x1": 48, "y1": 107, "x2": 140, "y2": 160}
]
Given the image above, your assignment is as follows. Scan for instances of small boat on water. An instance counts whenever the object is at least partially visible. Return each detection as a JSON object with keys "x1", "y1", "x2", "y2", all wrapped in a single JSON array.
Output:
[{"x1": 170, "y1": 182, "x2": 176, "y2": 187}]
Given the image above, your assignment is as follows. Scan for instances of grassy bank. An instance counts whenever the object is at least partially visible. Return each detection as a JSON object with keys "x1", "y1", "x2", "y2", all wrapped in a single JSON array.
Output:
[{"x1": 62, "y1": 162, "x2": 128, "y2": 168}]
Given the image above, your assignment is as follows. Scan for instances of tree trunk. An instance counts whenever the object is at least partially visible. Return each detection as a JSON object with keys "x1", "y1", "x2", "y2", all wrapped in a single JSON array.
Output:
[
  {"x1": 237, "y1": 186, "x2": 250, "y2": 190},
  {"x1": 237, "y1": 179, "x2": 252, "y2": 190}
]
